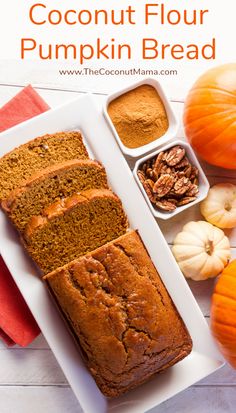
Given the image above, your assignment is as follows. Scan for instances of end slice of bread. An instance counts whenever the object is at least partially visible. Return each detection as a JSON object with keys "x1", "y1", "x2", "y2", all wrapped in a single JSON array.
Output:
[
  {"x1": 2, "y1": 159, "x2": 108, "y2": 232},
  {"x1": 0, "y1": 131, "x2": 88, "y2": 201}
]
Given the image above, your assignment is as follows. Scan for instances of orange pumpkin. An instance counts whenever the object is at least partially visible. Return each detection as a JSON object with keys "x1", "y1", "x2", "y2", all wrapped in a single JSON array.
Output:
[
  {"x1": 211, "y1": 260, "x2": 236, "y2": 368},
  {"x1": 184, "y1": 64, "x2": 236, "y2": 169}
]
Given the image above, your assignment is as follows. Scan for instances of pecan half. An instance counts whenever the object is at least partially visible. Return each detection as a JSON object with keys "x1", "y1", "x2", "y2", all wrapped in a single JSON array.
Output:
[
  {"x1": 175, "y1": 156, "x2": 190, "y2": 169},
  {"x1": 149, "y1": 169, "x2": 158, "y2": 181},
  {"x1": 165, "y1": 146, "x2": 186, "y2": 166},
  {"x1": 153, "y1": 151, "x2": 165, "y2": 170},
  {"x1": 143, "y1": 180, "x2": 156, "y2": 203},
  {"x1": 173, "y1": 177, "x2": 191, "y2": 195},
  {"x1": 186, "y1": 184, "x2": 199, "y2": 197},
  {"x1": 168, "y1": 190, "x2": 182, "y2": 199},
  {"x1": 175, "y1": 170, "x2": 186, "y2": 179},
  {"x1": 155, "y1": 199, "x2": 177, "y2": 211},
  {"x1": 190, "y1": 166, "x2": 199, "y2": 181},
  {"x1": 137, "y1": 170, "x2": 146, "y2": 183},
  {"x1": 153, "y1": 174, "x2": 175, "y2": 197},
  {"x1": 146, "y1": 179, "x2": 155, "y2": 189},
  {"x1": 165, "y1": 198, "x2": 178, "y2": 205},
  {"x1": 141, "y1": 160, "x2": 152, "y2": 174},
  {"x1": 146, "y1": 167, "x2": 154, "y2": 178},
  {"x1": 177, "y1": 196, "x2": 197, "y2": 206},
  {"x1": 184, "y1": 165, "x2": 192, "y2": 178},
  {"x1": 159, "y1": 164, "x2": 173, "y2": 175}
]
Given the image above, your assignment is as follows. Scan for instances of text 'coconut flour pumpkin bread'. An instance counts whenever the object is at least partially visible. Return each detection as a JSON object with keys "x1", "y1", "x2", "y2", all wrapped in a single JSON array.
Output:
[
  {"x1": 2, "y1": 159, "x2": 108, "y2": 233},
  {"x1": 23, "y1": 189, "x2": 128, "y2": 274},
  {"x1": 44, "y1": 230, "x2": 192, "y2": 397},
  {"x1": 0, "y1": 131, "x2": 88, "y2": 201}
]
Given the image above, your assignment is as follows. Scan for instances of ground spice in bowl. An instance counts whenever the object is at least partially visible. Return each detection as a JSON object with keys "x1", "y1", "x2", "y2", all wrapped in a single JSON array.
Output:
[{"x1": 107, "y1": 84, "x2": 169, "y2": 149}]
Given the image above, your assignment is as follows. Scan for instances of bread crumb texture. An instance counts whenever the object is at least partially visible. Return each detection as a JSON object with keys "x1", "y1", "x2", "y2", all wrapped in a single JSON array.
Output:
[
  {"x1": 24, "y1": 189, "x2": 128, "y2": 274},
  {"x1": 2, "y1": 159, "x2": 108, "y2": 232},
  {"x1": 0, "y1": 131, "x2": 88, "y2": 201}
]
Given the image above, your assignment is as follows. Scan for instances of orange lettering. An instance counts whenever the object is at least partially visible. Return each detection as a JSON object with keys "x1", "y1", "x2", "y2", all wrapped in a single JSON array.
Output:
[
  {"x1": 29, "y1": 3, "x2": 46, "y2": 25},
  {"x1": 80, "y1": 44, "x2": 94, "y2": 64},
  {"x1": 145, "y1": 4, "x2": 158, "y2": 24},
  {"x1": 64, "y1": 10, "x2": 77, "y2": 25},
  {"x1": 171, "y1": 44, "x2": 184, "y2": 59},
  {"x1": 143, "y1": 38, "x2": 158, "y2": 59},
  {"x1": 21, "y1": 39, "x2": 37, "y2": 58},
  {"x1": 202, "y1": 38, "x2": 216, "y2": 59}
]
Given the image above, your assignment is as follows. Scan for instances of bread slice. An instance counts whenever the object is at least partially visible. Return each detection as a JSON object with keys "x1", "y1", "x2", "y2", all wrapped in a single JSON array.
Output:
[
  {"x1": 23, "y1": 189, "x2": 128, "y2": 274},
  {"x1": 0, "y1": 131, "x2": 88, "y2": 201},
  {"x1": 2, "y1": 159, "x2": 108, "y2": 233},
  {"x1": 44, "y1": 230, "x2": 192, "y2": 397}
]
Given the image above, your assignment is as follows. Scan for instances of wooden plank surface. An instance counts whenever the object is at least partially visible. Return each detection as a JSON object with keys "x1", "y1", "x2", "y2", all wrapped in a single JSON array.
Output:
[{"x1": 0, "y1": 82, "x2": 235, "y2": 412}]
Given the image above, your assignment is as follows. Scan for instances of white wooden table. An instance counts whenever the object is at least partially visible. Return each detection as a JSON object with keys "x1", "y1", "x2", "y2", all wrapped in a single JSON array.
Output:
[{"x1": 0, "y1": 79, "x2": 236, "y2": 413}]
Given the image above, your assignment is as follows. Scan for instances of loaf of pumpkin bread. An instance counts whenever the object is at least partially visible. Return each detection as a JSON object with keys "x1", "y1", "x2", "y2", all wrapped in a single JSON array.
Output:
[
  {"x1": 44, "y1": 230, "x2": 192, "y2": 397},
  {"x1": 2, "y1": 159, "x2": 108, "y2": 232},
  {"x1": 0, "y1": 131, "x2": 88, "y2": 201},
  {"x1": 23, "y1": 189, "x2": 128, "y2": 274}
]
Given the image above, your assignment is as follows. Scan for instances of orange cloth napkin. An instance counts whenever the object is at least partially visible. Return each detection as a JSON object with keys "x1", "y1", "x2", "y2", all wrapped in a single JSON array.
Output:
[{"x1": 0, "y1": 85, "x2": 50, "y2": 346}]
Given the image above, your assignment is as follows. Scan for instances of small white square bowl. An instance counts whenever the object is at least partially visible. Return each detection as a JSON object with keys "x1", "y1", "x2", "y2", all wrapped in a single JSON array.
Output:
[
  {"x1": 103, "y1": 78, "x2": 179, "y2": 158},
  {"x1": 133, "y1": 139, "x2": 210, "y2": 220}
]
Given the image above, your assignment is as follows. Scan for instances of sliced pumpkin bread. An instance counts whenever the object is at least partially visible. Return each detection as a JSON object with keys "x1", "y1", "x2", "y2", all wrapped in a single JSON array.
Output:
[
  {"x1": 2, "y1": 159, "x2": 108, "y2": 232},
  {"x1": 0, "y1": 131, "x2": 88, "y2": 201},
  {"x1": 23, "y1": 189, "x2": 128, "y2": 274}
]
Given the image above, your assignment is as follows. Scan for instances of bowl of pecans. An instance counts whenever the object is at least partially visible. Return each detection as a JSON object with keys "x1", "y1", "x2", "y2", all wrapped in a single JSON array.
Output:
[{"x1": 133, "y1": 140, "x2": 209, "y2": 219}]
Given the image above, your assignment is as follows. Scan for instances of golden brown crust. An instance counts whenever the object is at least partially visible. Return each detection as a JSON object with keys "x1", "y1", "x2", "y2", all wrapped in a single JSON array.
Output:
[
  {"x1": 0, "y1": 131, "x2": 87, "y2": 164},
  {"x1": 44, "y1": 230, "x2": 192, "y2": 397}
]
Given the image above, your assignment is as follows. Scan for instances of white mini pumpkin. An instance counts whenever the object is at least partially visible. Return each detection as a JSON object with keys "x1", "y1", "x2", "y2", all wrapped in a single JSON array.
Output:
[
  {"x1": 172, "y1": 221, "x2": 230, "y2": 281},
  {"x1": 200, "y1": 183, "x2": 236, "y2": 229}
]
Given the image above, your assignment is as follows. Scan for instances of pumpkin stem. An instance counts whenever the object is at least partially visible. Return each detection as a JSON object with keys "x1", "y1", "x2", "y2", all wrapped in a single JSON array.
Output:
[
  {"x1": 206, "y1": 239, "x2": 214, "y2": 255},
  {"x1": 225, "y1": 202, "x2": 232, "y2": 212}
]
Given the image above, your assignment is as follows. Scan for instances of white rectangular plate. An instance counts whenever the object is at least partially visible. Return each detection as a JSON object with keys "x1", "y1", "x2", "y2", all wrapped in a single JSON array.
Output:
[{"x1": 0, "y1": 95, "x2": 224, "y2": 413}]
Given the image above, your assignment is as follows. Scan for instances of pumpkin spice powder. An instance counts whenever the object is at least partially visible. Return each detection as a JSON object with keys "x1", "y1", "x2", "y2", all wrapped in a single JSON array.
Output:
[{"x1": 108, "y1": 84, "x2": 169, "y2": 149}]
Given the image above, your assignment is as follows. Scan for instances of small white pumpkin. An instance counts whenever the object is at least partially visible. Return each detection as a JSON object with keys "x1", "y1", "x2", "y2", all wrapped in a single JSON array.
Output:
[
  {"x1": 200, "y1": 183, "x2": 236, "y2": 229},
  {"x1": 172, "y1": 221, "x2": 230, "y2": 281}
]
